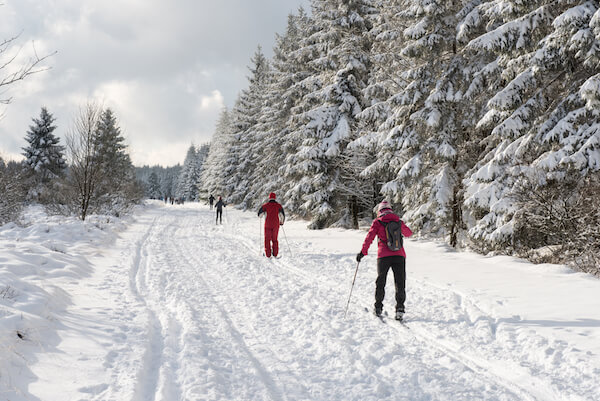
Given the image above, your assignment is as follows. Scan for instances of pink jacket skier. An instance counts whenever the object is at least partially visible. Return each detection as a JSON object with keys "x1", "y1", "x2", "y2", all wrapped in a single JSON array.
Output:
[{"x1": 357, "y1": 200, "x2": 413, "y2": 320}]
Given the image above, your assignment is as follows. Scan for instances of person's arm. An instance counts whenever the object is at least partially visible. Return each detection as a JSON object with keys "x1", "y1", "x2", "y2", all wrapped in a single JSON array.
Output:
[
  {"x1": 401, "y1": 221, "x2": 413, "y2": 238},
  {"x1": 257, "y1": 205, "x2": 264, "y2": 217},
  {"x1": 278, "y1": 206, "x2": 285, "y2": 225},
  {"x1": 357, "y1": 220, "x2": 378, "y2": 262}
]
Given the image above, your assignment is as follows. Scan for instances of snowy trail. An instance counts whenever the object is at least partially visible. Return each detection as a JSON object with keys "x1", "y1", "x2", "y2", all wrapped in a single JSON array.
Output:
[{"x1": 17, "y1": 203, "x2": 599, "y2": 401}]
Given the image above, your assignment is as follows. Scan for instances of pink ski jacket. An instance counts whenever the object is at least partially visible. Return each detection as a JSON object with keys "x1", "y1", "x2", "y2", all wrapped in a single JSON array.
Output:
[{"x1": 361, "y1": 210, "x2": 413, "y2": 258}]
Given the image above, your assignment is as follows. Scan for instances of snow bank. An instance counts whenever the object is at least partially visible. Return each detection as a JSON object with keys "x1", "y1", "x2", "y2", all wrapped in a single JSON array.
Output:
[{"x1": 0, "y1": 205, "x2": 130, "y2": 400}]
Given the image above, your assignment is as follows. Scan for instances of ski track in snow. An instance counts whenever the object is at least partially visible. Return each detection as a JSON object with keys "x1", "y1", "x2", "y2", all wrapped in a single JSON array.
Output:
[{"x1": 15, "y1": 203, "x2": 599, "y2": 401}]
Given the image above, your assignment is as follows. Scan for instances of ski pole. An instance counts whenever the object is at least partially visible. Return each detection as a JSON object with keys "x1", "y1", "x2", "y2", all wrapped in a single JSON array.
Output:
[
  {"x1": 344, "y1": 261, "x2": 360, "y2": 318},
  {"x1": 259, "y1": 216, "x2": 263, "y2": 256},
  {"x1": 281, "y1": 225, "x2": 292, "y2": 257}
]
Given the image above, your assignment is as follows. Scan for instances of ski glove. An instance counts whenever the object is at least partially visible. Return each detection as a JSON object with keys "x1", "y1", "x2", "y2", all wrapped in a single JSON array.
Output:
[{"x1": 356, "y1": 252, "x2": 364, "y2": 262}]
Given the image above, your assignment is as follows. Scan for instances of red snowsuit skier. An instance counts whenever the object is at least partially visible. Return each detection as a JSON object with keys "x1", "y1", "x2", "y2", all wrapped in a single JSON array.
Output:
[{"x1": 258, "y1": 192, "x2": 285, "y2": 258}]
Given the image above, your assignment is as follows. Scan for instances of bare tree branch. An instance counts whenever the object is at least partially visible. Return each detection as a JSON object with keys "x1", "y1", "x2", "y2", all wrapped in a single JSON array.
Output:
[{"x1": 1, "y1": 30, "x2": 56, "y2": 105}]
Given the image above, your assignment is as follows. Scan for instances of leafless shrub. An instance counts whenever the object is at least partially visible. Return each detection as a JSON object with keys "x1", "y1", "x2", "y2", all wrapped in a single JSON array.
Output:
[
  {"x1": 0, "y1": 158, "x2": 26, "y2": 225},
  {"x1": 512, "y1": 172, "x2": 600, "y2": 276},
  {"x1": 62, "y1": 102, "x2": 104, "y2": 220}
]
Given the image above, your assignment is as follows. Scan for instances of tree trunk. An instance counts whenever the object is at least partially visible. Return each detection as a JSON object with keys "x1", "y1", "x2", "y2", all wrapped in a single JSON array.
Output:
[
  {"x1": 351, "y1": 195, "x2": 359, "y2": 229},
  {"x1": 450, "y1": 184, "x2": 463, "y2": 248}
]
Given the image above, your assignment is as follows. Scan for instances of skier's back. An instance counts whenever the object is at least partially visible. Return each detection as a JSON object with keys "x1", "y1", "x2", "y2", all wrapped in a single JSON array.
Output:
[
  {"x1": 215, "y1": 196, "x2": 226, "y2": 224},
  {"x1": 356, "y1": 200, "x2": 413, "y2": 320},
  {"x1": 258, "y1": 192, "x2": 285, "y2": 257}
]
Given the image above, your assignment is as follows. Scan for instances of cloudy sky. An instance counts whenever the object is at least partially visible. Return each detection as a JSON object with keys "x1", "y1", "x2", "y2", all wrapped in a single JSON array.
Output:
[{"x1": 0, "y1": 0, "x2": 310, "y2": 166}]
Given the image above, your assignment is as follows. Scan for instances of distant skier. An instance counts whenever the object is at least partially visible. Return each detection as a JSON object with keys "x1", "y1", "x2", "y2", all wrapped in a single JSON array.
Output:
[
  {"x1": 215, "y1": 196, "x2": 226, "y2": 224},
  {"x1": 356, "y1": 200, "x2": 413, "y2": 321},
  {"x1": 209, "y1": 194, "x2": 215, "y2": 210},
  {"x1": 258, "y1": 192, "x2": 285, "y2": 258}
]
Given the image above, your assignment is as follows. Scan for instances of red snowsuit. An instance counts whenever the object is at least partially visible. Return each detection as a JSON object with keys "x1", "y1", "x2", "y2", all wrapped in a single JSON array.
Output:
[{"x1": 258, "y1": 200, "x2": 284, "y2": 257}]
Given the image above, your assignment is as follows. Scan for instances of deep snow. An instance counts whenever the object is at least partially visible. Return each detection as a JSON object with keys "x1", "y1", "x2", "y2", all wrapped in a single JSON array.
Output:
[{"x1": 1, "y1": 202, "x2": 599, "y2": 401}]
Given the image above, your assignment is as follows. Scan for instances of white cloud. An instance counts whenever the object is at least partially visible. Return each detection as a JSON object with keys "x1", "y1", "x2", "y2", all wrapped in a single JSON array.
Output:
[
  {"x1": 0, "y1": 0, "x2": 310, "y2": 166},
  {"x1": 199, "y1": 90, "x2": 224, "y2": 112}
]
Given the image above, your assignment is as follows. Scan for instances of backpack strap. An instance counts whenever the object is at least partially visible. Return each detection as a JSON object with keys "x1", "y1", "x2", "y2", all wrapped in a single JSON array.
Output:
[{"x1": 377, "y1": 219, "x2": 387, "y2": 244}]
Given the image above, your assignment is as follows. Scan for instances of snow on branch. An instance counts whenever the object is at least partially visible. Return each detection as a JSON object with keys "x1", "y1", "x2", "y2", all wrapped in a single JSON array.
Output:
[
  {"x1": 466, "y1": 5, "x2": 552, "y2": 53},
  {"x1": 488, "y1": 67, "x2": 536, "y2": 111},
  {"x1": 581, "y1": 73, "x2": 600, "y2": 108}
]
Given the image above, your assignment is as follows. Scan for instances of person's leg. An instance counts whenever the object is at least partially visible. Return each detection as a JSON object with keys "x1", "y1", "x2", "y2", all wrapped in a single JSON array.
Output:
[
  {"x1": 264, "y1": 227, "x2": 273, "y2": 257},
  {"x1": 272, "y1": 226, "x2": 280, "y2": 257},
  {"x1": 375, "y1": 258, "x2": 392, "y2": 312},
  {"x1": 391, "y1": 257, "x2": 406, "y2": 313}
]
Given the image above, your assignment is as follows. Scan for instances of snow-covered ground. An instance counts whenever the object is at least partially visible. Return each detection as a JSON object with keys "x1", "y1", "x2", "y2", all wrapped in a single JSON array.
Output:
[{"x1": 1, "y1": 201, "x2": 599, "y2": 401}]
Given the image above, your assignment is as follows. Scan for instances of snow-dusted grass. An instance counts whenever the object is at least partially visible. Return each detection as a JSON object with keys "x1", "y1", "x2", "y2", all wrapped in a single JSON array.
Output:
[{"x1": 1, "y1": 201, "x2": 599, "y2": 400}]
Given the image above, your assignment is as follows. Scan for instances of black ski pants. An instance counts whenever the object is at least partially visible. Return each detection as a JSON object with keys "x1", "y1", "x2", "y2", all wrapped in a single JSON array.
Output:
[
  {"x1": 216, "y1": 210, "x2": 222, "y2": 224},
  {"x1": 374, "y1": 255, "x2": 406, "y2": 313}
]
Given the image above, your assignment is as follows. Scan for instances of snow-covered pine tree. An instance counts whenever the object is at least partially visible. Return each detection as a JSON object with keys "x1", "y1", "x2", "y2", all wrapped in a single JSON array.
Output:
[
  {"x1": 201, "y1": 108, "x2": 233, "y2": 198},
  {"x1": 22, "y1": 107, "x2": 66, "y2": 188},
  {"x1": 161, "y1": 165, "x2": 181, "y2": 199},
  {"x1": 147, "y1": 171, "x2": 162, "y2": 199},
  {"x1": 351, "y1": 0, "x2": 410, "y2": 222},
  {"x1": 93, "y1": 108, "x2": 139, "y2": 214},
  {"x1": 462, "y1": 1, "x2": 600, "y2": 255},
  {"x1": 280, "y1": 8, "x2": 327, "y2": 217},
  {"x1": 244, "y1": 9, "x2": 312, "y2": 210},
  {"x1": 194, "y1": 143, "x2": 210, "y2": 200},
  {"x1": 176, "y1": 144, "x2": 200, "y2": 201},
  {"x1": 224, "y1": 47, "x2": 271, "y2": 207},
  {"x1": 370, "y1": 0, "x2": 486, "y2": 246},
  {"x1": 285, "y1": 0, "x2": 376, "y2": 228}
]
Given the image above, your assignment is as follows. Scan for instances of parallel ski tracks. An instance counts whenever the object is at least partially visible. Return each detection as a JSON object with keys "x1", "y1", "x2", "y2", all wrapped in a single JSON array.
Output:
[
  {"x1": 128, "y1": 214, "x2": 184, "y2": 401},
  {"x1": 272, "y1": 260, "x2": 548, "y2": 400},
  {"x1": 221, "y1": 215, "x2": 554, "y2": 401},
  {"x1": 127, "y1": 208, "x2": 560, "y2": 401},
  {"x1": 175, "y1": 216, "x2": 311, "y2": 401}
]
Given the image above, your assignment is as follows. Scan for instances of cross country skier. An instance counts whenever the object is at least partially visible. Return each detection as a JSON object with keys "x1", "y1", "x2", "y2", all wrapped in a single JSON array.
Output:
[
  {"x1": 209, "y1": 194, "x2": 215, "y2": 210},
  {"x1": 258, "y1": 192, "x2": 285, "y2": 258},
  {"x1": 215, "y1": 196, "x2": 226, "y2": 224},
  {"x1": 356, "y1": 200, "x2": 413, "y2": 321}
]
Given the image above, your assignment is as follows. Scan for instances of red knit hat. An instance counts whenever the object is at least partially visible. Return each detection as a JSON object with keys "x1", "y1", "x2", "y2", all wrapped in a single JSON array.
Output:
[{"x1": 269, "y1": 192, "x2": 276, "y2": 199}]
